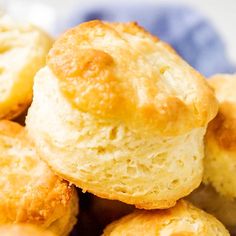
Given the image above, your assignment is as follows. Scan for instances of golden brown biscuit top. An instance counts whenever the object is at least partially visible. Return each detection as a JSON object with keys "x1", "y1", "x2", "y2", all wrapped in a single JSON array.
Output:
[
  {"x1": 0, "y1": 224, "x2": 56, "y2": 236},
  {"x1": 207, "y1": 74, "x2": 236, "y2": 151},
  {"x1": 103, "y1": 200, "x2": 227, "y2": 235},
  {"x1": 0, "y1": 120, "x2": 73, "y2": 224},
  {"x1": 47, "y1": 20, "x2": 218, "y2": 136}
]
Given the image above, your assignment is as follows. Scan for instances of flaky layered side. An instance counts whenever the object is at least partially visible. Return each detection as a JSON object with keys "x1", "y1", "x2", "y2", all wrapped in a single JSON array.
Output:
[
  {"x1": 27, "y1": 67, "x2": 205, "y2": 209},
  {"x1": 0, "y1": 121, "x2": 78, "y2": 236},
  {"x1": 102, "y1": 200, "x2": 229, "y2": 236},
  {"x1": 26, "y1": 21, "x2": 218, "y2": 209},
  {"x1": 0, "y1": 14, "x2": 52, "y2": 119}
]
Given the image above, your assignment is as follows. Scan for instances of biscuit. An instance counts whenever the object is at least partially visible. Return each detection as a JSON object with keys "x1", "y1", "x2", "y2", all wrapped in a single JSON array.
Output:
[
  {"x1": 188, "y1": 184, "x2": 236, "y2": 235},
  {"x1": 0, "y1": 14, "x2": 52, "y2": 120},
  {"x1": 102, "y1": 200, "x2": 229, "y2": 236},
  {"x1": 0, "y1": 224, "x2": 56, "y2": 236},
  {"x1": 0, "y1": 120, "x2": 78, "y2": 236},
  {"x1": 26, "y1": 20, "x2": 218, "y2": 209},
  {"x1": 204, "y1": 74, "x2": 236, "y2": 197},
  {"x1": 188, "y1": 74, "x2": 236, "y2": 233}
]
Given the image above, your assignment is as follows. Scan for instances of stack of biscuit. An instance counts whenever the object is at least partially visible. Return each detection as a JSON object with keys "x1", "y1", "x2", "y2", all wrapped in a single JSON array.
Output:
[{"x1": 0, "y1": 13, "x2": 235, "y2": 236}]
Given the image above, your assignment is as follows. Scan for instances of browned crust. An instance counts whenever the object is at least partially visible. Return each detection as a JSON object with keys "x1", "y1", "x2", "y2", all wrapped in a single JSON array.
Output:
[
  {"x1": 0, "y1": 100, "x2": 31, "y2": 120},
  {"x1": 47, "y1": 20, "x2": 218, "y2": 135},
  {"x1": 207, "y1": 102, "x2": 236, "y2": 151},
  {"x1": 0, "y1": 120, "x2": 77, "y2": 230},
  {"x1": 207, "y1": 74, "x2": 236, "y2": 151}
]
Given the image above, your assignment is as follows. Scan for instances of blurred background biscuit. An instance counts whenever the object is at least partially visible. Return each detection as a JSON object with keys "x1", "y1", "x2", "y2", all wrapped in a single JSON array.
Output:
[
  {"x1": 102, "y1": 200, "x2": 229, "y2": 236},
  {"x1": 188, "y1": 74, "x2": 236, "y2": 234},
  {"x1": 0, "y1": 14, "x2": 52, "y2": 120},
  {"x1": 0, "y1": 120, "x2": 78, "y2": 236},
  {"x1": 188, "y1": 184, "x2": 236, "y2": 235}
]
